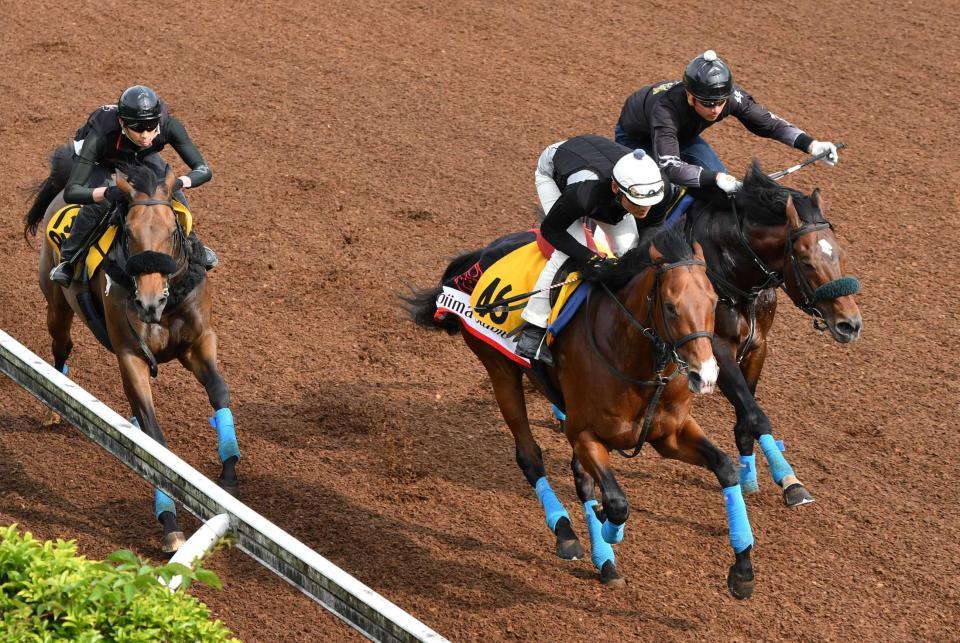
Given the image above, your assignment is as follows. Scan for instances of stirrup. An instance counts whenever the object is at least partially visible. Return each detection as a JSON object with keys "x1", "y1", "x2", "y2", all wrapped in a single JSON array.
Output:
[
  {"x1": 203, "y1": 246, "x2": 219, "y2": 271},
  {"x1": 517, "y1": 326, "x2": 554, "y2": 366},
  {"x1": 49, "y1": 262, "x2": 74, "y2": 287}
]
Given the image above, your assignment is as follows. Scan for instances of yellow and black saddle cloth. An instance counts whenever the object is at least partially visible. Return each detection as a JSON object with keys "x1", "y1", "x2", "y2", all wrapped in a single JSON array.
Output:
[{"x1": 45, "y1": 200, "x2": 193, "y2": 281}]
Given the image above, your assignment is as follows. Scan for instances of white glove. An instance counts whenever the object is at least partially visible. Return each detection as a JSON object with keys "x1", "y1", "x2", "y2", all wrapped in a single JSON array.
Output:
[
  {"x1": 716, "y1": 172, "x2": 742, "y2": 194},
  {"x1": 808, "y1": 140, "x2": 838, "y2": 166}
]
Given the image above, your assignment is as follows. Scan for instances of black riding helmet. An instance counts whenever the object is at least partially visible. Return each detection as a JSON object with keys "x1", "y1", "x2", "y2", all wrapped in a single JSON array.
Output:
[
  {"x1": 117, "y1": 85, "x2": 161, "y2": 122},
  {"x1": 683, "y1": 50, "x2": 733, "y2": 101}
]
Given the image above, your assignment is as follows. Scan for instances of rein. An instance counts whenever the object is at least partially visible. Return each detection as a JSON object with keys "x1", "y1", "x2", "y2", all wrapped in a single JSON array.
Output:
[{"x1": 584, "y1": 258, "x2": 712, "y2": 458}]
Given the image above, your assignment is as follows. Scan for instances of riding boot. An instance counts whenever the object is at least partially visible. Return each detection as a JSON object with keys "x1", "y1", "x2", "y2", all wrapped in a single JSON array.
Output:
[
  {"x1": 516, "y1": 325, "x2": 554, "y2": 366},
  {"x1": 49, "y1": 203, "x2": 106, "y2": 287},
  {"x1": 203, "y1": 245, "x2": 219, "y2": 270}
]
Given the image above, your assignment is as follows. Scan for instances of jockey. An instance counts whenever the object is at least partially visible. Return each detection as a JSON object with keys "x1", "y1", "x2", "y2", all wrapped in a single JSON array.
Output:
[
  {"x1": 516, "y1": 134, "x2": 674, "y2": 365},
  {"x1": 614, "y1": 50, "x2": 840, "y2": 195},
  {"x1": 49, "y1": 85, "x2": 217, "y2": 288}
]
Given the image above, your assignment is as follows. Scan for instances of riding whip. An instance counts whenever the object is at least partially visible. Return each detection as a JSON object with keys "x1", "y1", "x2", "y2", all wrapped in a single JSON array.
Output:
[{"x1": 768, "y1": 142, "x2": 846, "y2": 181}]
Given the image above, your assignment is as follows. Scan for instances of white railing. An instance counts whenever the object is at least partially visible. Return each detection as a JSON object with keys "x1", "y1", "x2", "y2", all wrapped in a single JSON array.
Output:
[{"x1": 0, "y1": 329, "x2": 446, "y2": 643}]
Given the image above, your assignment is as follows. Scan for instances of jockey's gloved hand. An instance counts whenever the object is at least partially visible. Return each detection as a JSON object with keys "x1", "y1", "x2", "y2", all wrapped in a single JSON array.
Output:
[
  {"x1": 807, "y1": 140, "x2": 839, "y2": 166},
  {"x1": 103, "y1": 185, "x2": 126, "y2": 206},
  {"x1": 586, "y1": 255, "x2": 614, "y2": 270},
  {"x1": 716, "y1": 173, "x2": 743, "y2": 195}
]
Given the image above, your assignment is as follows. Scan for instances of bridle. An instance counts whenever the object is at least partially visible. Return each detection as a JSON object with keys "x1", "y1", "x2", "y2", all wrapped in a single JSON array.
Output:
[{"x1": 584, "y1": 257, "x2": 713, "y2": 458}]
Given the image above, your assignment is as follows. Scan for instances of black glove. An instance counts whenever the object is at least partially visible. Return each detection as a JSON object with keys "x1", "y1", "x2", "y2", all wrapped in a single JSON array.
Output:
[{"x1": 103, "y1": 185, "x2": 125, "y2": 206}]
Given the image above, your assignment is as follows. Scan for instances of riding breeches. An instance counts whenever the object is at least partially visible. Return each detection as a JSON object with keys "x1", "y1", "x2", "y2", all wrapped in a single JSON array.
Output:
[{"x1": 522, "y1": 214, "x2": 639, "y2": 328}]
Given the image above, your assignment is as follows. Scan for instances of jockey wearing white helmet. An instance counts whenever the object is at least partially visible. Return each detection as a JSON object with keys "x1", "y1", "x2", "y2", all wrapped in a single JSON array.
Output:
[{"x1": 517, "y1": 134, "x2": 675, "y2": 366}]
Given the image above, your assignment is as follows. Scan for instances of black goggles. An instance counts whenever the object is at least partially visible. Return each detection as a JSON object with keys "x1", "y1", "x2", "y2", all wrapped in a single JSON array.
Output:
[
  {"x1": 696, "y1": 97, "x2": 728, "y2": 108},
  {"x1": 123, "y1": 119, "x2": 160, "y2": 133},
  {"x1": 620, "y1": 183, "x2": 664, "y2": 200}
]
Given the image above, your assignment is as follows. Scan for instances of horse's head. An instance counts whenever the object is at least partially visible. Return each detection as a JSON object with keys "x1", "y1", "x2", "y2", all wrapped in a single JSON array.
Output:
[
  {"x1": 780, "y1": 191, "x2": 862, "y2": 343},
  {"x1": 116, "y1": 163, "x2": 180, "y2": 323},
  {"x1": 648, "y1": 239, "x2": 719, "y2": 394}
]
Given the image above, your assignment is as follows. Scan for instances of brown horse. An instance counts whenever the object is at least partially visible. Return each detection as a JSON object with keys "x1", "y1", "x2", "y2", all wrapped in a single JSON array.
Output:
[
  {"x1": 406, "y1": 227, "x2": 757, "y2": 598},
  {"x1": 679, "y1": 162, "x2": 862, "y2": 506},
  {"x1": 23, "y1": 155, "x2": 240, "y2": 553}
]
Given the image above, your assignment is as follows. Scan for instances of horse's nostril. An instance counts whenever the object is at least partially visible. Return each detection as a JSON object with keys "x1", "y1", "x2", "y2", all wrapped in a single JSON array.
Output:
[{"x1": 688, "y1": 371, "x2": 702, "y2": 387}]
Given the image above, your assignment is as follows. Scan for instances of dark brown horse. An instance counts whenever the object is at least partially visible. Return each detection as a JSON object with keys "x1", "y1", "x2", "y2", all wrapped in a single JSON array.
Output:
[
  {"x1": 24, "y1": 153, "x2": 240, "y2": 553},
  {"x1": 679, "y1": 162, "x2": 862, "y2": 506},
  {"x1": 406, "y1": 227, "x2": 757, "y2": 598}
]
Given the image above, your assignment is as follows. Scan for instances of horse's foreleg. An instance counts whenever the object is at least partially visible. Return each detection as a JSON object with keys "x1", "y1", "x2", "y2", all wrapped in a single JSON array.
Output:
[
  {"x1": 178, "y1": 331, "x2": 239, "y2": 492},
  {"x1": 740, "y1": 345, "x2": 814, "y2": 507},
  {"x1": 571, "y1": 454, "x2": 620, "y2": 585},
  {"x1": 465, "y1": 334, "x2": 582, "y2": 560},
  {"x1": 651, "y1": 417, "x2": 755, "y2": 600},
  {"x1": 572, "y1": 430, "x2": 627, "y2": 547},
  {"x1": 714, "y1": 334, "x2": 773, "y2": 495},
  {"x1": 118, "y1": 351, "x2": 183, "y2": 553}
]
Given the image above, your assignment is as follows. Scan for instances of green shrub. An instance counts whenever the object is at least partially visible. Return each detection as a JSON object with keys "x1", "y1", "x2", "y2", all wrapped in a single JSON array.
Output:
[{"x1": 0, "y1": 524, "x2": 238, "y2": 642}]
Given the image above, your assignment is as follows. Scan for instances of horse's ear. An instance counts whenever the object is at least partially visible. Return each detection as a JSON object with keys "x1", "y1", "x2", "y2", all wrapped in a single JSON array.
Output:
[
  {"x1": 163, "y1": 165, "x2": 176, "y2": 195},
  {"x1": 116, "y1": 173, "x2": 132, "y2": 194},
  {"x1": 812, "y1": 188, "x2": 825, "y2": 213},
  {"x1": 649, "y1": 243, "x2": 664, "y2": 263},
  {"x1": 784, "y1": 195, "x2": 801, "y2": 229},
  {"x1": 692, "y1": 241, "x2": 705, "y2": 262}
]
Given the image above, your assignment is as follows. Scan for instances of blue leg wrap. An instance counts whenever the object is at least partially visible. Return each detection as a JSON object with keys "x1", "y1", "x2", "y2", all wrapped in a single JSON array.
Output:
[
  {"x1": 759, "y1": 434, "x2": 794, "y2": 485},
  {"x1": 583, "y1": 500, "x2": 614, "y2": 570},
  {"x1": 534, "y1": 477, "x2": 569, "y2": 531},
  {"x1": 60, "y1": 364, "x2": 68, "y2": 376},
  {"x1": 210, "y1": 408, "x2": 241, "y2": 462},
  {"x1": 601, "y1": 518, "x2": 625, "y2": 544},
  {"x1": 551, "y1": 404, "x2": 566, "y2": 422},
  {"x1": 722, "y1": 485, "x2": 754, "y2": 553},
  {"x1": 739, "y1": 454, "x2": 759, "y2": 494},
  {"x1": 154, "y1": 488, "x2": 175, "y2": 518}
]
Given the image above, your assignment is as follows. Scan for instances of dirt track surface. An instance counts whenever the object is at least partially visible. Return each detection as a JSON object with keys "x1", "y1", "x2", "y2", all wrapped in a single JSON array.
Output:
[{"x1": 2, "y1": 1, "x2": 959, "y2": 640}]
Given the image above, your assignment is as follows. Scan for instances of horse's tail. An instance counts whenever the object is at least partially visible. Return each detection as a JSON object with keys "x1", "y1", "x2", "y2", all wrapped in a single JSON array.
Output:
[
  {"x1": 23, "y1": 143, "x2": 74, "y2": 241},
  {"x1": 400, "y1": 249, "x2": 482, "y2": 334}
]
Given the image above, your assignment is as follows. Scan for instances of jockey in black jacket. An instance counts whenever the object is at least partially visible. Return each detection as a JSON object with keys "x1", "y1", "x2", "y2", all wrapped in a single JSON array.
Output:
[
  {"x1": 615, "y1": 50, "x2": 840, "y2": 196},
  {"x1": 517, "y1": 134, "x2": 675, "y2": 365},
  {"x1": 49, "y1": 85, "x2": 217, "y2": 287}
]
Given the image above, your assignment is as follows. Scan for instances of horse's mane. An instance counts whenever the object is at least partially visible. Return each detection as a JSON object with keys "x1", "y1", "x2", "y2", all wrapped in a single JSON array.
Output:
[
  {"x1": 734, "y1": 160, "x2": 826, "y2": 226},
  {"x1": 582, "y1": 225, "x2": 694, "y2": 290},
  {"x1": 119, "y1": 162, "x2": 167, "y2": 197}
]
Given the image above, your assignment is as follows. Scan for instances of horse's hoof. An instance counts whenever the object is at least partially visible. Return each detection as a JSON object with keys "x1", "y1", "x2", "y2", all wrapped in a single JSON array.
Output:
[
  {"x1": 162, "y1": 531, "x2": 186, "y2": 554},
  {"x1": 783, "y1": 483, "x2": 815, "y2": 508},
  {"x1": 41, "y1": 410, "x2": 62, "y2": 427},
  {"x1": 726, "y1": 566, "x2": 755, "y2": 600},
  {"x1": 554, "y1": 517, "x2": 584, "y2": 560},
  {"x1": 217, "y1": 477, "x2": 238, "y2": 497},
  {"x1": 599, "y1": 560, "x2": 625, "y2": 587}
]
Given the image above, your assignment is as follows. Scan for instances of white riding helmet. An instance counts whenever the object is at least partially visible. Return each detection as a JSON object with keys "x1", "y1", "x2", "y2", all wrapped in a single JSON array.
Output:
[{"x1": 612, "y1": 149, "x2": 665, "y2": 206}]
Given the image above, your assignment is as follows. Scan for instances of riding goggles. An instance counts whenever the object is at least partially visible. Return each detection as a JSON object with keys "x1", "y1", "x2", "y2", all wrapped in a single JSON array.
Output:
[
  {"x1": 696, "y1": 97, "x2": 728, "y2": 109},
  {"x1": 123, "y1": 119, "x2": 161, "y2": 133},
  {"x1": 617, "y1": 181, "x2": 665, "y2": 206}
]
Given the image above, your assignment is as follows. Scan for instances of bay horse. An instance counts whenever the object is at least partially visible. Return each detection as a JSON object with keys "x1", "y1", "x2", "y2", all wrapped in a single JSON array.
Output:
[
  {"x1": 23, "y1": 152, "x2": 240, "y2": 554},
  {"x1": 405, "y1": 228, "x2": 758, "y2": 599},
  {"x1": 680, "y1": 161, "x2": 862, "y2": 506}
]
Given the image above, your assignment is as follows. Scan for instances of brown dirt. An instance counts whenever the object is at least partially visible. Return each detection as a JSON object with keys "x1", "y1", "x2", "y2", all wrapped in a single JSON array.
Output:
[{"x1": 1, "y1": 0, "x2": 959, "y2": 640}]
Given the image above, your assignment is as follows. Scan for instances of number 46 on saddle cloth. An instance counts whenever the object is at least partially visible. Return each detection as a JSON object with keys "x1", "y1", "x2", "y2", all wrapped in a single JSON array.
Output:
[{"x1": 435, "y1": 229, "x2": 600, "y2": 365}]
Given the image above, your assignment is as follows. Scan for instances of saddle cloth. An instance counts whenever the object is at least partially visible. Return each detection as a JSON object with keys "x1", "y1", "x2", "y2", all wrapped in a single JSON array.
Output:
[
  {"x1": 437, "y1": 236, "x2": 587, "y2": 365},
  {"x1": 46, "y1": 200, "x2": 193, "y2": 279}
]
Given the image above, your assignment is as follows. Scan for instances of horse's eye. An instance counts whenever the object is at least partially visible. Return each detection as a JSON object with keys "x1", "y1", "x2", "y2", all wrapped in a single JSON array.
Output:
[{"x1": 665, "y1": 302, "x2": 678, "y2": 316}]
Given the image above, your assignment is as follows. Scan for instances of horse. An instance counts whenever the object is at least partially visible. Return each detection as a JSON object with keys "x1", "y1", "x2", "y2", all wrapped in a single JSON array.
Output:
[
  {"x1": 405, "y1": 227, "x2": 758, "y2": 599},
  {"x1": 680, "y1": 161, "x2": 862, "y2": 506},
  {"x1": 23, "y1": 149, "x2": 240, "y2": 554}
]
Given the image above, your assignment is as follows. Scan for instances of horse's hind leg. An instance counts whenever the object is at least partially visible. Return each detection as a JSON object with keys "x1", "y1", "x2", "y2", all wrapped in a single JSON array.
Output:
[
  {"x1": 571, "y1": 454, "x2": 621, "y2": 586},
  {"x1": 41, "y1": 285, "x2": 74, "y2": 425},
  {"x1": 650, "y1": 417, "x2": 755, "y2": 599},
  {"x1": 178, "y1": 331, "x2": 240, "y2": 493},
  {"x1": 464, "y1": 333, "x2": 582, "y2": 561}
]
